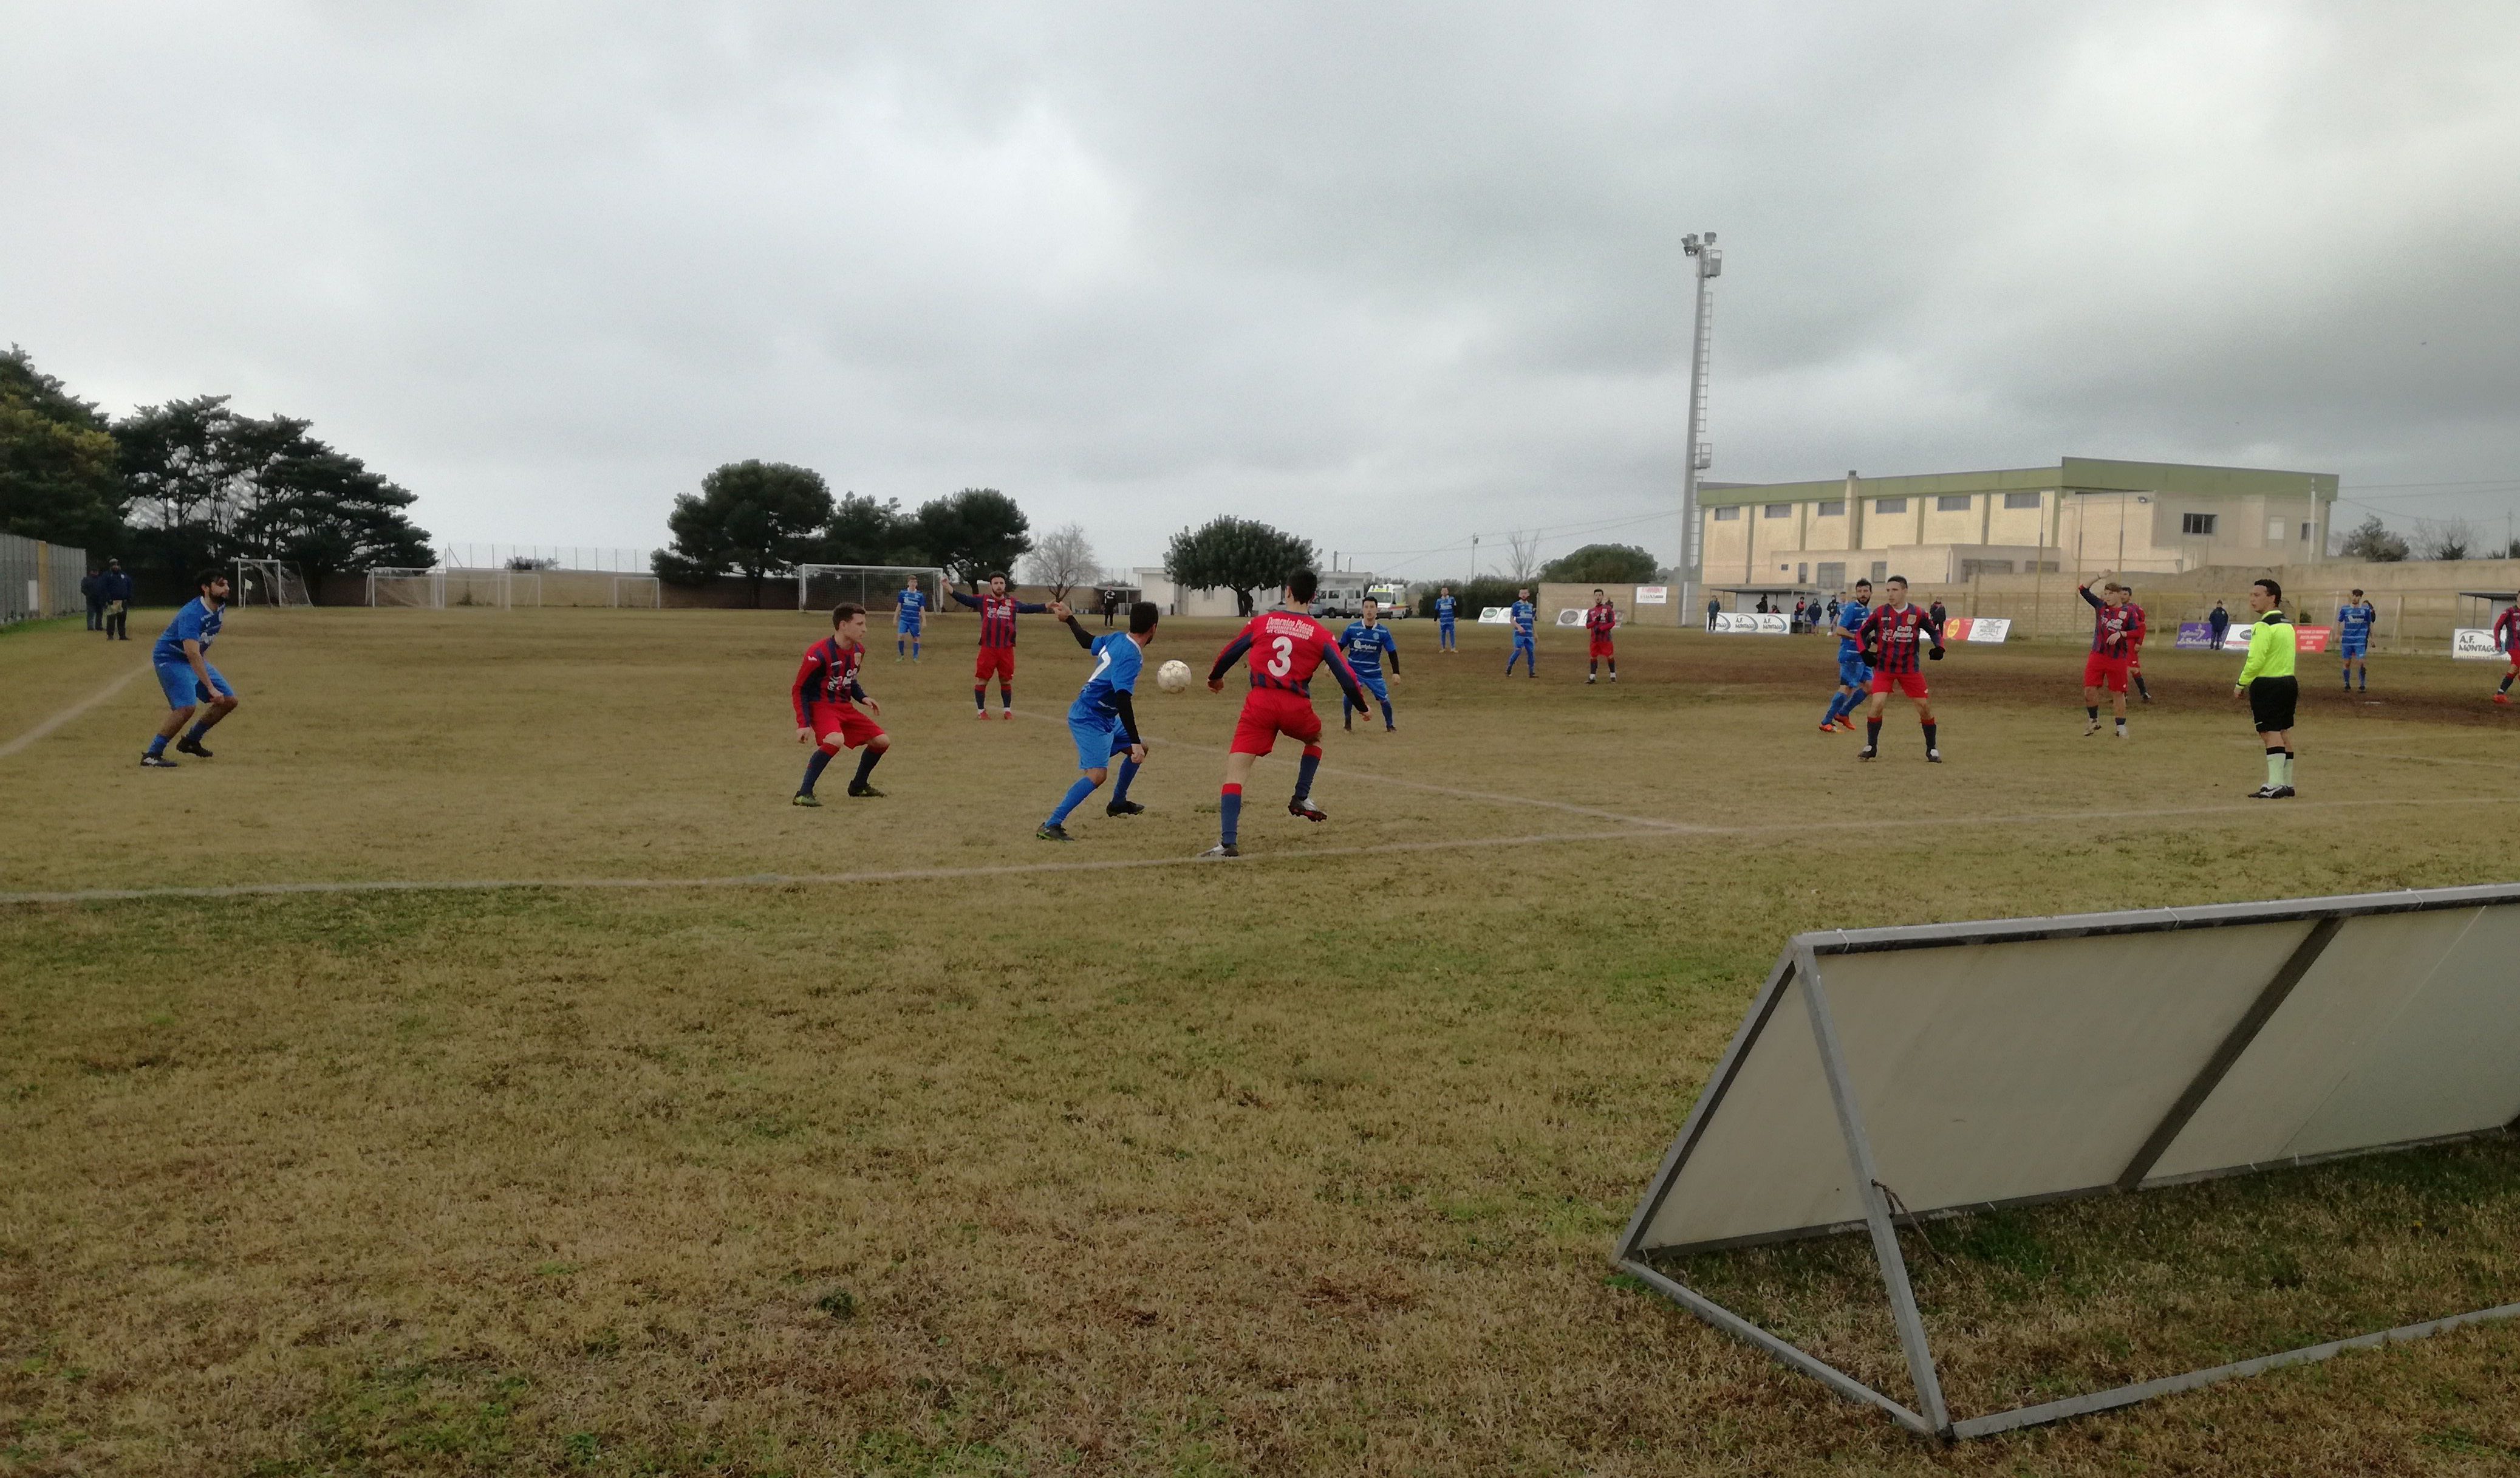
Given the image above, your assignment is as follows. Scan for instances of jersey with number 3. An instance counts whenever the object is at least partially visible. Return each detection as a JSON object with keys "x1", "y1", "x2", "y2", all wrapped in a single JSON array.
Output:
[{"x1": 1217, "y1": 609, "x2": 1351, "y2": 697}]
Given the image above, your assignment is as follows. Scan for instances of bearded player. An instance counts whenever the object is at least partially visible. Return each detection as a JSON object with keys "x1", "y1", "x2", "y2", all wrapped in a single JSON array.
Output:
[
  {"x1": 790, "y1": 603, "x2": 890, "y2": 804},
  {"x1": 949, "y1": 573, "x2": 1048, "y2": 719},
  {"x1": 1856, "y1": 575, "x2": 1945, "y2": 762},
  {"x1": 1200, "y1": 569, "x2": 1370, "y2": 858}
]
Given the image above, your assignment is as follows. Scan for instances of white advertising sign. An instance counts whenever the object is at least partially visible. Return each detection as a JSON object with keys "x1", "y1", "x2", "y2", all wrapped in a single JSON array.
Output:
[
  {"x1": 1634, "y1": 584, "x2": 1668, "y2": 604},
  {"x1": 1555, "y1": 607, "x2": 1585, "y2": 626},
  {"x1": 2224, "y1": 626, "x2": 2253, "y2": 652},
  {"x1": 1711, "y1": 612, "x2": 1789, "y2": 635},
  {"x1": 1965, "y1": 617, "x2": 2010, "y2": 643},
  {"x1": 2453, "y1": 628, "x2": 2503, "y2": 661},
  {"x1": 1478, "y1": 606, "x2": 1511, "y2": 624}
]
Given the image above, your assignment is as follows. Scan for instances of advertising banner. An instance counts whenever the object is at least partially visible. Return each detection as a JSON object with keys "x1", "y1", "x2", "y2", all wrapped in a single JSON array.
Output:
[
  {"x1": 2174, "y1": 622, "x2": 2221, "y2": 650},
  {"x1": 2293, "y1": 625, "x2": 2332, "y2": 653},
  {"x1": 2453, "y1": 628, "x2": 2503, "y2": 660},
  {"x1": 1711, "y1": 612, "x2": 1789, "y2": 634},
  {"x1": 1964, "y1": 617, "x2": 2009, "y2": 643},
  {"x1": 1634, "y1": 584, "x2": 1668, "y2": 604},
  {"x1": 1478, "y1": 606, "x2": 1511, "y2": 624},
  {"x1": 1555, "y1": 608, "x2": 1585, "y2": 626}
]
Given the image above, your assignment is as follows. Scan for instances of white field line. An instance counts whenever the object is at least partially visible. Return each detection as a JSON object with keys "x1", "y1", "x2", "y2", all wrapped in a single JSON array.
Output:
[
  {"x1": 9, "y1": 793, "x2": 2520, "y2": 911},
  {"x1": 1, "y1": 662, "x2": 152, "y2": 761}
]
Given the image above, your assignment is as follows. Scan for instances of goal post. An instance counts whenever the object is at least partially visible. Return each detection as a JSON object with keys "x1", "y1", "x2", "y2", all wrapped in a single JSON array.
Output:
[
  {"x1": 365, "y1": 567, "x2": 444, "y2": 608},
  {"x1": 233, "y1": 558, "x2": 312, "y2": 607},
  {"x1": 796, "y1": 564, "x2": 949, "y2": 617}
]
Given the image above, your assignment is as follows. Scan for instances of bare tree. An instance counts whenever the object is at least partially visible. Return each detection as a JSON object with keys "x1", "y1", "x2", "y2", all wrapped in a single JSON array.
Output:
[
  {"x1": 1022, "y1": 522, "x2": 1099, "y2": 601},
  {"x1": 1504, "y1": 529, "x2": 1541, "y2": 583},
  {"x1": 2415, "y1": 517, "x2": 2479, "y2": 562}
]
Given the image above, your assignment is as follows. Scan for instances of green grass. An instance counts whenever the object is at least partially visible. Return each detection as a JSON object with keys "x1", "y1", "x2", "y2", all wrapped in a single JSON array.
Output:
[{"x1": 5, "y1": 608, "x2": 2520, "y2": 1474}]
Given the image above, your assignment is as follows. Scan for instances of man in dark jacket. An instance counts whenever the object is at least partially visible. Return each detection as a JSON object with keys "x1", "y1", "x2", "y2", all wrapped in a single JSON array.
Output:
[
  {"x1": 100, "y1": 560, "x2": 134, "y2": 640},
  {"x1": 83, "y1": 569, "x2": 104, "y2": 630}
]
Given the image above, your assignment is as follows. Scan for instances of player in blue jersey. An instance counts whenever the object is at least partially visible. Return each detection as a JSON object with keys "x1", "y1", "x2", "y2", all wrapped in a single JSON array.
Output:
[
  {"x1": 1339, "y1": 597, "x2": 1401, "y2": 731},
  {"x1": 2337, "y1": 588, "x2": 2375, "y2": 691},
  {"x1": 142, "y1": 569, "x2": 239, "y2": 767},
  {"x1": 895, "y1": 575, "x2": 927, "y2": 661},
  {"x1": 1504, "y1": 587, "x2": 1537, "y2": 676},
  {"x1": 1819, "y1": 578, "x2": 1873, "y2": 733},
  {"x1": 1434, "y1": 585, "x2": 1459, "y2": 652},
  {"x1": 1038, "y1": 601, "x2": 1156, "y2": 840}
]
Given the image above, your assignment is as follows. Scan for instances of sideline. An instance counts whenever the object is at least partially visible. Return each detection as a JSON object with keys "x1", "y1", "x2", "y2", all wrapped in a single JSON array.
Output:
[
  {"x1": 9, "y1": 793, "x2": 2520, "y2": 910},
  {"x1": 0, "y1": 662, "x2": 154, "y2": 761}
]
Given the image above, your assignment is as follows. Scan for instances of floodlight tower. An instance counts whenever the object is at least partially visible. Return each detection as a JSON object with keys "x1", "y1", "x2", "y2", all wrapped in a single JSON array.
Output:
[{"x1": 1678, "y1": 232, "x2": 1721, "y2": 611}]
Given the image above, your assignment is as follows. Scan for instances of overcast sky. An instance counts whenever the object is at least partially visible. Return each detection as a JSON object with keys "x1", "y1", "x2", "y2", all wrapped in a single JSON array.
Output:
[{"x1": 7, "y1": 2, "x2": 2518, "y2": 575}]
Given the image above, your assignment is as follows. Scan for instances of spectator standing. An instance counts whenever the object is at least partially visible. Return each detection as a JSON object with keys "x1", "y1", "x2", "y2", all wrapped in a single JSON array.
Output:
[
  {"x1": 1706, "y1": 595, "x2": 1721, "y2": 631},
  {"x1": 1928, "y1": 597, "x2": 1948, "y2": 629},
  {"x1": 2208, "y1": 599, "x2": 2231, "y2": 651},
  {"x1": 82, "y1": 567, "x2": 104, "y2": 631},
  {"x1": 100, "y1": 559, "x2": 134, "y2": 640}
]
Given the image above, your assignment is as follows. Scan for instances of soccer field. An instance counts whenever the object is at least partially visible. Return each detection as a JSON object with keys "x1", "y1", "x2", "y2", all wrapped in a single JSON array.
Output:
[{"x1": 6, "y1": 607, "x2": 2520, "y2": 1475}]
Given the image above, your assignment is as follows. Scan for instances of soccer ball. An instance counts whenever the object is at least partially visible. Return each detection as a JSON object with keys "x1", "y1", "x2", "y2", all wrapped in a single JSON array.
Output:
[{"x1": 1156, "y1": 659, "x2": 1192, "y2": 693}]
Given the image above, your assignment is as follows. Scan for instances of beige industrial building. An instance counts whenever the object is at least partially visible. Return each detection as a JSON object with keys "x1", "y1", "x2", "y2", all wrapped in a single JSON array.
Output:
[{"x1": 1699, "y1": 456, "x2": 2337, "y2": 590}]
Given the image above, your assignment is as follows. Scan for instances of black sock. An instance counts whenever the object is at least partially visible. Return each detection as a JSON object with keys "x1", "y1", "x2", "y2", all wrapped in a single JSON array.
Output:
[
  {"x1": 801, "y1": 748, "x2": 834, "y2": 793},
  {"x1": 1922, "y1": 722, "x2": 1938, "y2": 752},
  {"x1": 852, "y1": 748, "x2": 884, "y2": 787},
  {"x1": 2087, "y1": 705, "x2": 2098, "y2": 720},
  {"x1": 1865, "y1": 719, "x2": 1881, "y2": 747},
  {"x1": 973, "y1": 686, "x2": 986, "y2": 710}
]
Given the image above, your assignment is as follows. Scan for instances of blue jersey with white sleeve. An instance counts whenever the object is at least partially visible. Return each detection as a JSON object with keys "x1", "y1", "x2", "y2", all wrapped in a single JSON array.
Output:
[
  {"x1": 1069, "y1": 631, "x2": 1144, "y2": 722},
  {"x1": 1339, "y1": 620, "x2": 1398, "y2": 677},
  {"x1": 1510, "y1": 600, "x2": 1535, "y2": 638},
  {"x1": 1435, "y1": 595, "x2": 1457, "y2": 623},
  {"x1": 896, "y1": 587, "x2": 926, "y2": 628},
  {"x1": 152, "y1": 597, "x2": 224, "y2": 664}
]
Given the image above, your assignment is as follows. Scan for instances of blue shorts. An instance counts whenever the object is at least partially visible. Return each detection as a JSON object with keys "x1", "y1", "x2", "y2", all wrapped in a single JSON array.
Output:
[
  {"x1": 1349, "y1": 673, "x2": 1388, "y2": 703},
  {"x1": 2340, "y1": 637, "x2": 2367, "y2": 657},
  {"x1": 1512, "y1": 632, "x2": 1535, "y2": 648},
  {"x1": 898, "y1": 617, "x2": 921, "y2": 632},
  {"x1": 1838, "y1": 654, "x2": 1872, "y2": 688},
  {"x1": 1067, "y1": 713, "x2": 1129, "y2": 772},
  {"x1": 155, "y1": 660, "x2": 232, "y2": 708},
  {"x1": 1438, "y1": 618, "x2": 1456, "y2": 634}
]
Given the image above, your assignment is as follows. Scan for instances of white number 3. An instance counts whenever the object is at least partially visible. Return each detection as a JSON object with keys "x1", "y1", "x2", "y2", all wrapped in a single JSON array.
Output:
[{"x1": 1267, "y1": 635, "x2": 1295, "y2": 677}]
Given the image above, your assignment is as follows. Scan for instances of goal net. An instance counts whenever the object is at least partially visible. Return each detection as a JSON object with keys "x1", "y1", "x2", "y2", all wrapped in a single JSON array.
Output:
[
  {"x1": 233, "y1": 558, "x2": 312, "y2": 607},
  {"x1": 797, "y1": 564, "x2": 948, "y2": 617},
  {"x1": 366, "y1": 567, "x2": 444, "y2": 607}
]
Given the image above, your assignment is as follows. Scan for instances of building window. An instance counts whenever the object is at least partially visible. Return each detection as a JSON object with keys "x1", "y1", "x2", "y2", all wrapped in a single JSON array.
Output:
[
  {"x1": 1936, "y1": 495, "x2": 1972, "y2": 511},
  {"x1": 1817, "y1": 500, "x2": 1845, "y2": 516},
  {"x1": 1960, "y1": 559, "x2": 2016, "y2": 578},
  {"x1": 1797, "y1": 563, "x2": 1808, "y2": 582},
  {"x1": 1873, "y1": 498, "x2": 1907, "y2": 514},
  {"x1": 1870, "y1": 561, "x2": 1888, "y2": 582},
  {"x1": 2301, "y1": 522, "x2": 2314, "y2": 542},
  {"x1": 2182, "y1": 513, "x2": 2218, "y2": 536},
  {"x1": 1713, "y1": 505, "x2": 1740, "y2": 521},
  {"x1": 1817, "y1": 562, "x2": 1845, "y2": 587},
  {"x1": 2033, "y1": 561, "x2": 2060, "y2": 572},
  {"x1": 2004, "y1": 491, "x2": 2042, "y2": 510},
  {"x1": 1764, "y1": 503, "x2": 1792, "y2": 518},
  {"x1": 2267, "y1": 517, "x2": 2287, "y2": 541}
]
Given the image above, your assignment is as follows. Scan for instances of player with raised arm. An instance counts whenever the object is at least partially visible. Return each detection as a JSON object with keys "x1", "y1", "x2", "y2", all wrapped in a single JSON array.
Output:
[
  {"x1": 895, "y1": 574, "x2": 926, "y2": 662},
  {"x1": 1819, "y1": 578, "x2": 1872, "y2": 733},
  {"x1": 1339, "y1": 597, "x2": 1401, "y2": 731},
  {"x1": 1199, "y1": 569, "x2": 1369, "y2": 858},
  {"x1": 1584, "y1": 589, "x2": 1619, "y2": 683},
  {"x1": 1504, "y1": 587, "x2": 1537, "y2": 677},
  {"x1": 1037, "y1": 600, "x2": 1158, "y2": 840},
  {"x1": 140, "y1": 569, "x2": 240, "y2": 767},
  {"x1": 1434, "y1": 584, "x2": 1458, "y2": 652},
  {"x1": 2234, "y1": 578, "x2": 2298, "y2": 798},
  {"x1": 1856, "y1": 575, "x2": 1944, "y2": 762},
  {"x1": 950, "y1": 573, "x2": 1047, "y2": 719},
  {"x1": 2493, "y1": 603, "x2": 2520, "y2": 703},
  {"x1": 2338, "y1": 589, "x2": 2375, "y2": 692},
  {"x1": 790, "y1": 603, "x2": 890, "y2": 804},
  {"x1": 2078, "y1": 575, "x2": 2141, "y2": 738}
]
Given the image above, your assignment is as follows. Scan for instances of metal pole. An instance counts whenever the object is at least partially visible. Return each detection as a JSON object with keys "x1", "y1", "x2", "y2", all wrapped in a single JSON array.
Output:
[{"x1": 1679, "y1": 232, "x2": 1719, "y2": 617}]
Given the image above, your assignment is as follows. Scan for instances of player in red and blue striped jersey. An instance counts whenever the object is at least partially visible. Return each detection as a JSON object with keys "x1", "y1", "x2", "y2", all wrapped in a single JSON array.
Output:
[
  {"x1": 2078, "y1": 574, "x2": 2143, "y2": 737},
  {"x1": 790, "y1": 603, "x2": 890, "y2": 804},
  {"x1": 1200, "y1": 568, "x2": 1369, "y2": 857},
  {"x1": 1855, "y1": 575, "x2": 1944, "y2": 762},
  {"x1": 2493, "y1": 604, "x2": 2520, "y2": 703},
  {"x1": 950, "y1": 573, "x2": 1048, "y2": 719}
]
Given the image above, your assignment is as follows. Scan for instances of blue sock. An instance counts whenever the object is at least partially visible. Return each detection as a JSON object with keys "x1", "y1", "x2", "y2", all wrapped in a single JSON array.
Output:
[
  {"x1": 184, "y1": 721, "x2": 208, "y2": 742},
  {"x1": 1049, "y1": 775, "x2": 1099, "y2": 825},
  {"x1": 147, "y1": 734, "x2": 169, "y2": 756},
  {"x1": 898, "y1": 637, "x2": 906, "y2": 656},
  {"x1": 1113, "y1": 756, "x2": 1141, "y2": 802},
  {"x1": 912, "y1": 639, "x2": 920, "y2": 659},
  {"x1": 1378, "y1": 697, "x2": 1393, "y2": 727},
  {"x1": 1220, "y1": 785, "x2": 1242, "y2": 845},
  {"x1": 799, "y1": 748, "x2": 834, "y2": 794},
  {"x1": 1294, "y1": 750, "x2": 1321, "y2": 802}
]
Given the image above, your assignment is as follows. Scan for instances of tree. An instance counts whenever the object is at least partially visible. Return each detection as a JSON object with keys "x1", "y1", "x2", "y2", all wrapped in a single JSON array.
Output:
[
  {"x1": 1022, "y1": 522, "x2": 1098, "y2": 601},
  {"x1": 2336, "y1": 515, "x2": 2409, "y2": 563},
  {"x1": 1538, "y1": 542, "x2": 1659, "y2": 584},
  {"x1": 655, "y1": 460, "x2": 835, "y2": 605},
  {"x1": 2415, "y1": 518, "x2": 2478, "y2": 561},
  {"x1": 818, "y1": 492, "x2": 920, "y2": 567},
  {"x1": 244, "y1": 445, "x2": 433, "y2": 596},
  {"x1": 1164, "y1": 516, "x2": 1317, "y2": 616},
  {"x1": 915, "y1": 488, "x2": 1032, "y2": 591},
  {"x1": 0, "y1": 346, "x2": 124, "y2": 550},
  {"x1": 1503, "y1": 529, "x2": 1541, "y2": 583}
]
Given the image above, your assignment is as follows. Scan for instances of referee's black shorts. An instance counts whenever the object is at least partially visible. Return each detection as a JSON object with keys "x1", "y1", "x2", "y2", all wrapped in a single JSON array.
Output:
[{"x1": 2249, "y1": 675, "x2": 2298, "y2": 733}]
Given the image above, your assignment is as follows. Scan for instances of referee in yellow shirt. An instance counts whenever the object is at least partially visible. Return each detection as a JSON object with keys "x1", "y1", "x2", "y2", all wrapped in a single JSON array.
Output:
[{"x1": 2233, "y1": 577, "x2": 2298, "y2": 798}]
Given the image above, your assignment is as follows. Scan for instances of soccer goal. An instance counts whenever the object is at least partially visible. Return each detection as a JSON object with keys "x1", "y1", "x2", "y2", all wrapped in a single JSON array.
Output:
[
  {"x1": 366, "y1": 567, "x2": 445, "y2": 608},
  {"x1": 796, "y1": 564, "x2": 948, "y2": 616},
  {"x1": 233, "y1": 558, "x2": 312, "y2": 607}
]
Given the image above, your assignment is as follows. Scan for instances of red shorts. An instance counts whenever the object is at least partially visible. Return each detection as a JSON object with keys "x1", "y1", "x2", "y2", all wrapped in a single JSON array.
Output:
[
  {"x1": 1230, "y1": 688, "x2": 1323, "y2": 756},
  {"x1": 807, "y1": 702, "x2": 885, "y2": 751},
  {"x1": 2082, "y1": 652, "x2": 2131, "y2": 693},
  {"x1": 1588, "y1": 635, "x2": 1615, "y2": 658},
  {"x1": 1868, "y1": 671, "x2": 1929, "y2": 699},
  {"x1": 974, "y1": 646, "x2": 1015, "y2": 683}
]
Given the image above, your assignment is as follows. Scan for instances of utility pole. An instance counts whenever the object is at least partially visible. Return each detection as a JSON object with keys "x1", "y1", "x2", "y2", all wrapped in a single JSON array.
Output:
[{"x1": 1679, "y1": 231, "x2": 1721, "y2": 615}]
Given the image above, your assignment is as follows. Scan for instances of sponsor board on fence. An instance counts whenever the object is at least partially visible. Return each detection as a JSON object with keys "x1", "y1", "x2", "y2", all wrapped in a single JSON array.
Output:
[
  {"x1": 2294, "y1": 624, "x2": 2332, "y2": 653},
  {"x1": 1939, "y1": 617, "x2": 2010, "y2": 643},
  {"x1": 2453, "y1": 628, "x2": 2504, "y2": 660},
  {"x1": 1634, "y1": 584, "x2": 1668, "y2": 604},
  {"x1": 1478, "y1": 606, "x2": 1511, "y2": 624},
  {"x1": 2208, "y1": 623, "x2": 2330, "y2": 652},
  {"x1": 1555, "y1": 608, "x2": 1584, "y2": 626},
  {"x1": 2174, "y1": 621, "x2": 2228, "y2": 650},
  {"x1": 1710, "y1": 612, "x2": 1789, "y2": 635}
]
